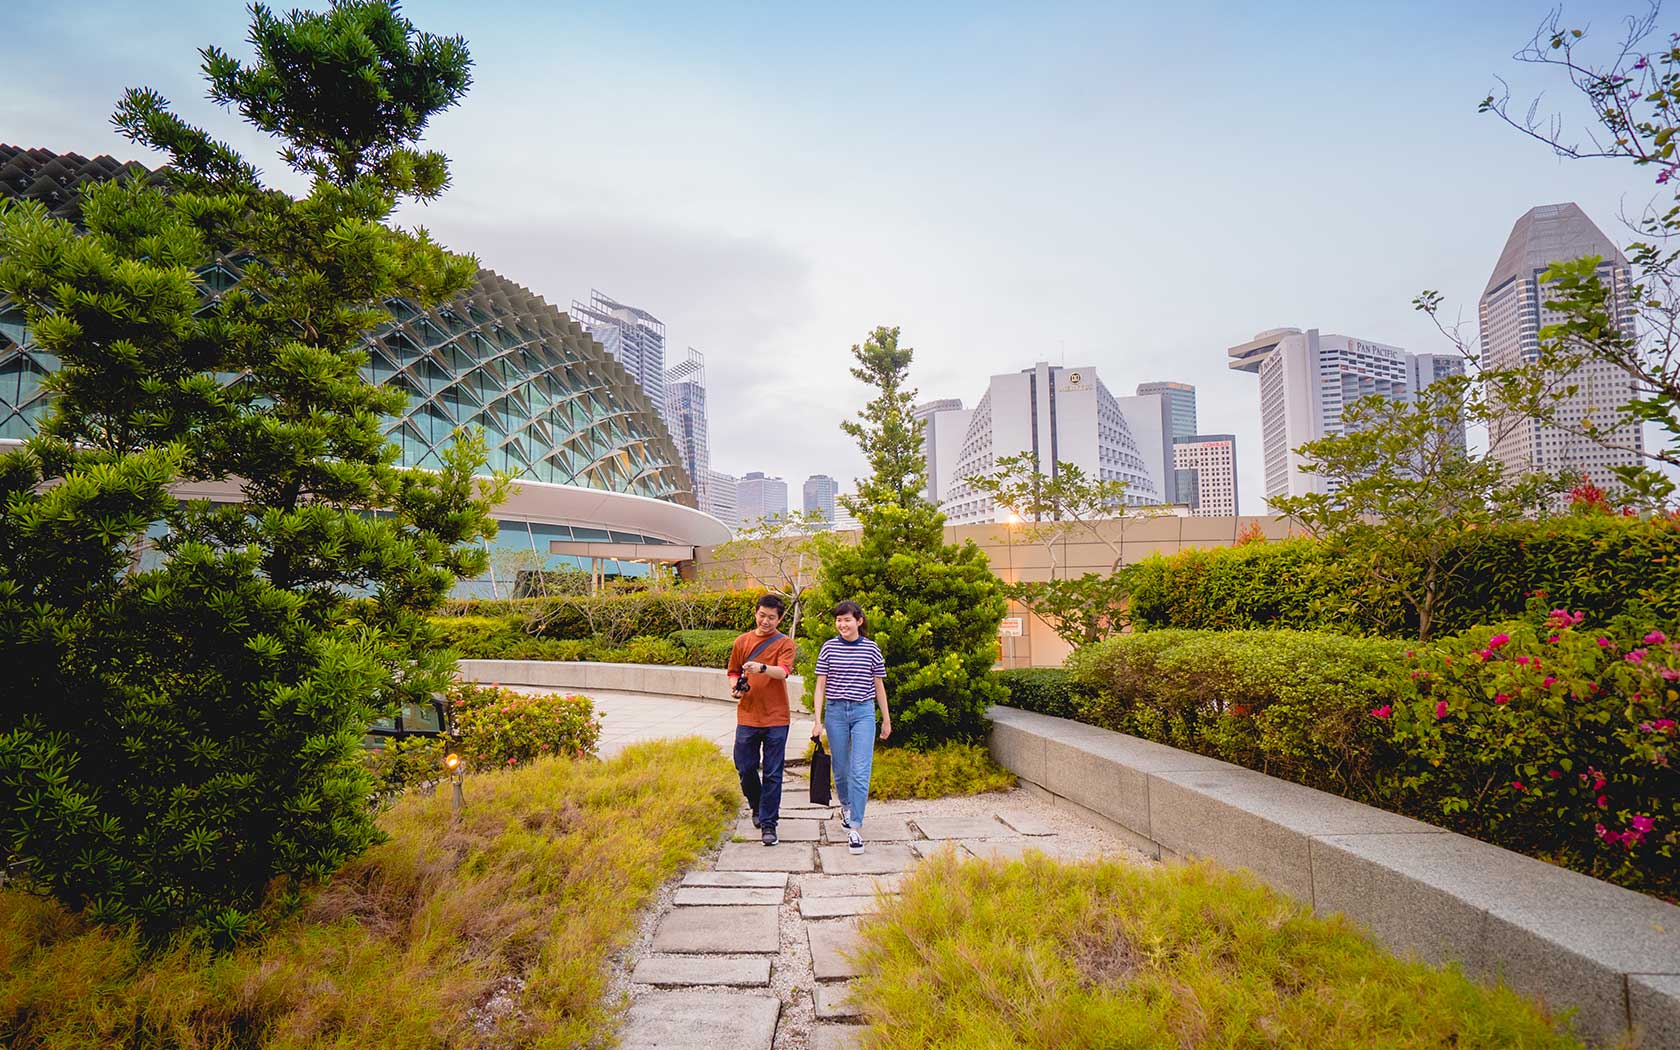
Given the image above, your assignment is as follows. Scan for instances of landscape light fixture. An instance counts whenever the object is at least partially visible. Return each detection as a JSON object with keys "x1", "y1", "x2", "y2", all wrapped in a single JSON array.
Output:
[{"x1": 445, "y1": 752, "x2": 465, "y2": 818}]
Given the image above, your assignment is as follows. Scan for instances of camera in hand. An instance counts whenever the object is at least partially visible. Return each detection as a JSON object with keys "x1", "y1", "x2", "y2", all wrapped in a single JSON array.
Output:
[{"x1": 732, "y1": 672, "x2": 751, "y2": 699}]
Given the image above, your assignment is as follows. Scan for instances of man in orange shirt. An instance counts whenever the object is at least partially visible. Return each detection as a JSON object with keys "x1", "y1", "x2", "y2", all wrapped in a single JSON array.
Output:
[{"x1": 727, "y1": 595, "x2": 798, "y2": 846}]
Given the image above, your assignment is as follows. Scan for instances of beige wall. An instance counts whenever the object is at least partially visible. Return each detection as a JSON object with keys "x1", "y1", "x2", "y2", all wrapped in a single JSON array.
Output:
[{"x1": 692, "y1": 514, "x2": 1299, "y2": 669}]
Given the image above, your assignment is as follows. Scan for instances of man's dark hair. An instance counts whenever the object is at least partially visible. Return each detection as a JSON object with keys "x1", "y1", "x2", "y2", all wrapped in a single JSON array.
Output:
[
  {"x1": 833, "y1": 599, "x2": 866, "y2": 631},
  {"x1": 757, "y1": 594, "x2": 786, "y2": 615}
]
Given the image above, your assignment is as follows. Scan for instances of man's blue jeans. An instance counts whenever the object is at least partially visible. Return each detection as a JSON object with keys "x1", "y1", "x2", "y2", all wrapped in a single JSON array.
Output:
[
  {"x1": 824, "y1": 701, "x2": 876, "y2": 828},
  {"x1": 733, "y1": 724, "x2": 789, "y2": 829}
]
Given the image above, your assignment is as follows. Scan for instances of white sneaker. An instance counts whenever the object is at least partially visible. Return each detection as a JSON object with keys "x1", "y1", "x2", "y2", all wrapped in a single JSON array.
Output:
[
  {"x1": 840, "y1": 806, "x2": 853, "y2": 829},
  {"x1": 847, "y1": 829, "x2": 864, "y2": 855}
]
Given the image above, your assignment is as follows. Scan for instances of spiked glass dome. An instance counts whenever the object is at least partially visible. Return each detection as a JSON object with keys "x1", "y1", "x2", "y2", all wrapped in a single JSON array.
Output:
[{"x1": 0, "y1": 145, "x2": 694, "y2": 506}]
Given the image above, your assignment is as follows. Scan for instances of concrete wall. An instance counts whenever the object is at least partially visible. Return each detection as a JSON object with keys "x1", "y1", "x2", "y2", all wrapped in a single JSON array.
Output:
[
  {"x1": 694, "y1": 514, "x2": 1300, "y2": 669},
  {"x1": 457, "y1": 659, "x2": 803, "y2": 706},
  {"x1": 988, "y1": 705, "x2": 1680, "y2": 1049}
]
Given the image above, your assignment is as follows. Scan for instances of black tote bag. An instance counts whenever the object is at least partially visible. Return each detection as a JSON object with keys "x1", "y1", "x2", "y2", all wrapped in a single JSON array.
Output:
[{"x1": 809, "y1": 739, "x2": 833, "y2": 806}]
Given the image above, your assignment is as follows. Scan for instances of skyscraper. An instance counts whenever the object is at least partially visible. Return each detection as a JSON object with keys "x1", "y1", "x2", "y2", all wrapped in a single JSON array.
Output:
[
  {"x1": 940, "y1": 363, "x2": 1161, "y2": 524},
  {"x1": 1172, "y1": 435, "x2": 1239, "y2": 516},
  {"x1": 1229, "y1": 328, "x2": 1418, "y2": 505},
  {"x1": 1407, "y1": 353, "x2": 1468, "y2": 449},
  {"x1": 1479, "y1": 204, "x2": 1643, "y2": 490},
  {"x1": 802, "y1": 474, "x2": 839, "y2": 527},
  {"x1": 705, "y1": 469, "x2": 739, "y2": 531},
  {"x1": 570, "y1": 289, "x2": 667, "y2": 410},
  {"x1": 663, "y1": 348, "x2": 710, "y2": 507},
  {"x1": 912, "y1": 398, "x2": 970, "y2": 502},
  {"x1": 737, "y1": 471, "x2": 789, "y2": 526},
  {"x1": 1137, "y1": 381, "x2": 1198, "y2": 504}
]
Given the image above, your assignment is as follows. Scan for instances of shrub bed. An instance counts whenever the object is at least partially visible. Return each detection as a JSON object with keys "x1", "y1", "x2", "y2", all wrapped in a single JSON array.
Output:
[
  {"x1": 991, "y1": 667, "x2": 1082, "y2": 719},
  {"x1": 439, "y1": 589, "x2": 762, "y2": 644},
  {"x1": 1127, "y1": 516, "x2": 1680, "y2": 638},
  {"x1": 448, "y1": 682, "x2": 601, "y2": 771},
  {"x1": 0, "y1": 739, "x2": 738, "y2": 1049},
  {"x1": 1031, "y1": 620, "x2": 1677, "y2": 899},
  {"x1": 850, "y1": 851, "x2": 1585, "y2": 1047},
  {"x1": 868, "y1": 742, "x2": 1017, "y2": 799},
  {"x1": 431, "y1": 616, "x2": 751, "y2": 668}
]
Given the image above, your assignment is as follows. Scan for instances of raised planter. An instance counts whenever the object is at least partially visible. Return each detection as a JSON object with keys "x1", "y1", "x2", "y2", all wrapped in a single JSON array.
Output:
[
  {"x1": 457, "y1": 658, "x2": 803, "y2": 706},
  {"x1": 988, "y1": 704, "x2": 1680, "y2": 1049}
]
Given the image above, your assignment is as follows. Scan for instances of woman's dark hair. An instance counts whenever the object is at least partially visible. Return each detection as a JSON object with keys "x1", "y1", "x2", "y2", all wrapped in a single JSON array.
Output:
[
  {"x1": 833, "y1": 600, "x2": 866, "y2": 633},
  {"x1": 757, "y1": 594, "x2": 786, "y2": 615}
]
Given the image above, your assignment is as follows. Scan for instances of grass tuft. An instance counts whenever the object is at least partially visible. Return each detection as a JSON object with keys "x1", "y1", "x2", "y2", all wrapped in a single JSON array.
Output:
[
  {"x1": 849, "y1": 849, "x2": 1587, "y2": 1049},
  {"x1": 867, "y1": 742, "x2": 1016, "y2": 799},
  {"x1": 0, "y1": 737, "x2": 737, "y2": 1050}
]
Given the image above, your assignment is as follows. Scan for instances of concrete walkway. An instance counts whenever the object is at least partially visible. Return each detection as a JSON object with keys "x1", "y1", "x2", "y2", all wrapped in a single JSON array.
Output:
[{"x1": 506, "y1": 687, "x2": 814, "y2": 757}]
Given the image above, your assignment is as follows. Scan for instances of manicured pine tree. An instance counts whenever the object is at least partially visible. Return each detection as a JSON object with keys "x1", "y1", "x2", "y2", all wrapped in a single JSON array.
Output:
[
  {"x1": 810, "y1": 326, "x2": 1007, "y2": 748},
  {"x1": 0, "y1": 1, "x2": 502, "y2": 942}
]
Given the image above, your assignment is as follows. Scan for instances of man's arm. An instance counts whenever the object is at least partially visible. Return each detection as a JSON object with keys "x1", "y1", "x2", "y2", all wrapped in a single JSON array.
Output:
[{"x1": 743, "y1": 638, "x2": 795, "y2": 679}]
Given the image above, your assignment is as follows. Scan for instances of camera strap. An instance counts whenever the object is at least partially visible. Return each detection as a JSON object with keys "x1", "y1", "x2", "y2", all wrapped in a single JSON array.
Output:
[{"x1": 743, "y1": 632, "x2": 786, "y2": 667}]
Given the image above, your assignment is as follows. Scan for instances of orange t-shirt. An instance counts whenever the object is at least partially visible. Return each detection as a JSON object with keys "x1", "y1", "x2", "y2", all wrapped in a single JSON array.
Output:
[{"x1": 728, "y1": 631, "x2": 797, "y2": 727}]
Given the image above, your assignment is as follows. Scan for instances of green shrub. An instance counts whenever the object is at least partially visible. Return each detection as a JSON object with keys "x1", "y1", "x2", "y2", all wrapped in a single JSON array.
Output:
[
  {"x1": 992, "y1": 668, "x2": 1081, "y2": 719},
  {"x1": 601, "y1": 636, "x2": 686, "y2": 666},
  {"x1": 448, "y1": 683, "x2": 601, "y2": 770},
  {"x1": 1068, "y1": 630, "x2": 1408, "y2": 798},
  {"x1": 1128, "y1": 516, "x2": 1680, "y2": 638},
  {"x1": 431, "y1": 614, "x2": 526, "y2": 657},
  {"x1": 670, "y1": 629, "x2": 739, "y2": 668},
  {"x1": 1379, "y1": 613, "x2": 1678, "y2": 898},
  {"x1": 868, "y1": 742, "x2": 1017, "y2": 799},
  {"x1": 440, "y1": 589, "x2": 762, "y2": 644},
  {"x1": 364, "y1": 735, "x2": 448, "y2": 794}
]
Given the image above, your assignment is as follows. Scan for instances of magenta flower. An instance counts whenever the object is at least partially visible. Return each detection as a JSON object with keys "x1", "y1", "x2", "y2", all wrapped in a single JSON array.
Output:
[
  {"x1": 1651, "y1": 719, "x2": 1677, "y2": 734},
  {"x1": 1511, "y1": 781, "x2": 1526, "y2": 792},
  {"x1": 1488, "y1": 633, "x2": 1511, "y2": 649},
  {"x1": 1479, "y1": 650, "x2": 1493, "y2": 661},
  {"x1": 1546, "y1": 769, "x2": 1562, "y2": 779},
  {"x1": 1664, "y1": 669, "x2": 1680, "y2": 682},
  {"x1": 1631, "y1": 815, "x2": 1656, "y2": 834},
  {"x1": 1645, "y1": 630, "x2": 1667, "y2": 645},
  {"x1": 1434, "y1": 700, "x2": 1449, "y2": 720},
  {"x1": 1542, "y1": 676, "x2": 1557, "y2": 688},
  {"x1": 1369, "y1": 705, "x2": 1393, "y2": 719},
  {"x1": 1597, "y1": 794, "x2": 1610, "y2": 808},
  {"x1": 1597, "y1": 637, "x2": 1613, "y2": 648},
  {"x1": 1547, "y1": 634, "x2": 1560, "y2": 644},
  {"x1": 1494, "y1": 693, "x2": 1511, "y2": 705},
  {"x1": 1515, "y1": 655, "x2": 1531, "y2": 666},
  {"x1": 1625, "y1": 649, "x2": 1647, "y2": 665}
]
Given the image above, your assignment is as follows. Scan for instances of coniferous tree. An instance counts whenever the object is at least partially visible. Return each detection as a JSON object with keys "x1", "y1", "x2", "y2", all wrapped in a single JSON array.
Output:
[
  {"x1": 0, "y1": 1, "x2": 500, "y2": 941},
  {"x1": 809, "y1": 327, "x2": 1007, "y2": 748}
]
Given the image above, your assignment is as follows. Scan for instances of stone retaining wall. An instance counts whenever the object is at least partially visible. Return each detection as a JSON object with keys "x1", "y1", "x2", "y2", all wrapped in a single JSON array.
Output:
[
  {"x1": 987, "y1": 704, "x2": 1680, "y2": 1049},
  {"x1": 457, "y1": 658, "x2": 803, "y2": 706}
]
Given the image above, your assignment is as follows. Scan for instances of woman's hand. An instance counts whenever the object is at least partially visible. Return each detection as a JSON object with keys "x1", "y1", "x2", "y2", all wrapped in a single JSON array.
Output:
[
  {"x1": 879, "y1": 718, "x2": 891, "y2": 741},
  {"x1": 812, "y1": 725, "x2": 826, "y2": 745}
]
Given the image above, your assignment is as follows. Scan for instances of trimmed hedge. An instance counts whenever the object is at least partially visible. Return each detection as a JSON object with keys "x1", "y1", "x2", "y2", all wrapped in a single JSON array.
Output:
[
  {"x1": 440, "y1": 590, "x2": 762, "y2": 644},
  {"x1": 992, "y1": 668, "x2": 1083, "y2": 720},
  {"x1": 1127, "y1": 516, "x2": 1680, "y2": 638},
  {"x1": 1014, "y1": 621, "x2": 1677, "y2": 899}
]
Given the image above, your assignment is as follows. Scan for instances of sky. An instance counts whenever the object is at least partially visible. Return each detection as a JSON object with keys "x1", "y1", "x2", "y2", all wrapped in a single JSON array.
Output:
[{"x1": 1, "y1": 0, "x2": 1665, "y2": 511}]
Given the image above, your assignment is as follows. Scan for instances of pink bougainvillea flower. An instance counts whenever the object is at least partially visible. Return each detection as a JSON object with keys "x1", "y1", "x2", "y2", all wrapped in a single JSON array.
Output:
[
  {"x1": 1494, "y1": 693, "x2": 1511, "y2": 705},
  {"x1": 1546, "y1": 768, "x2": 1562, "y2": 779},
  {"x1": 1631, "y1": 815, "x2": 1656, "y2": 834},
  {"x1": 1595, "y1": 822, "x2": 1612, "y2": 842},
  {"x1": 1515, "y1": 655, "x2": 1531, "y2": 666},
  {"x1": 1478, "y1": 650, "x2": 1493, "y2": 661},
  {"x1": 1511, "y1": 780, "x2": 1526, "y2": 791},
  {"x1": 1597, "y1": 794, "x2": 1610, "y2": 808},
  {"x1": 1406, "y1": 649, "x2": 1415, "y2": 658},
  {"x1": 1663, "y1": 669, "x2": 1680, "y2": 681},
  {"x1": 1409, "y1": 670, "x2": 1420, "y2": 680},
  {"x1": 1369, "y1": 705, "x2": 1392, "y2": 719},
  {"x1": 1488, "y1": 633, "x2": 1511, "y2": 649},
  {"x1": 1652, "y1": 718, "x2": 1678, "y2": 733},
  {"x1": 1646, "y1": 630, "x2": 1668, "y2": 645},
  {"x1": 1444, "y1": 656, "x2": 1453, "y2": 666},
  {"x1": 1434, "y1": 700, "x2": 1449, "y2": 720},
  {"x1": 1547, "y1": 634, "x2": 1560, "y2": 644},
  {"x1": 1542, "y1": 676, "x2": 1557, "y2": 688},
  {"x1": 1597, "y1": 637, "x2": 1613, "y2": 647},
  {"x1": 1625, "y1": 649, "x2": 1647, "y2": 664}
]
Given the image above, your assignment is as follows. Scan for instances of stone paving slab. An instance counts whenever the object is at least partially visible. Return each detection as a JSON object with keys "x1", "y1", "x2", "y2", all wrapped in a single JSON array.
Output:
[
  {"x1": 682, "y1": 870, "x2": 789, "y2": 889},
  {"x1": 822, "y1": 817, "x2": 913, "y2": 842},
  {"x1": 652, "y1": 905, "x2": 780, "y2": 954},
  {"x1": 811, "y1": 1025, "x2": 869, "y2": 1050},
  {"x1": 800, "y1": 895, "x2": 880, "y2": 920},
  {"x1": 808, "y1": 919, "x2": 865, "y2": 980},
  {"x1": 908, "y1": 839, "x2": 966, "y2": 860},
  {"x1": 817, "y1": 843, "x2": 917, "y2": 875},
  {"x1": 674, "y1": 886, "x2": 785, "y2": 907},
  {"x1": 958, "y1": 838, "x2": 1061, "y2": 863},
  {"x1": 781, "y1": 798, "x2": 836, "y2": 814},
  {"x1": 814, "y1": 981, "x2": 861, "y2": 1020},
  {"x1": 996, "y1": 811, "x2": 1057, "y2": 836},
  {"x1": 736, "y1": 817, "x2": 823, "y2": 841},
  {"x1": 800, "y1": 873, "x2": 906, "y2": 897},
  {"x1": 716, "y1": 842, "x2": 816, "y2": 872},
  {"x1": 913, "y1": 814, "x2": 1015, "y2": 839},
  {"x1": 631, "y1": 956, "x2": 772, "y2": 987},
  {"x1": 619, "y1": 991, "x2": 780, "y2": 1050}
]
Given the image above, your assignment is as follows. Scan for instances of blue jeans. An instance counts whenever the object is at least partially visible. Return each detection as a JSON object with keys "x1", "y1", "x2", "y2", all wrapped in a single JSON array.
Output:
[
  {"x1": 825, "y1": 701, "x2": 876, "y2": 827},
  {"x1": 733, "y1": 724, "x2": 789, "y2": 828}
]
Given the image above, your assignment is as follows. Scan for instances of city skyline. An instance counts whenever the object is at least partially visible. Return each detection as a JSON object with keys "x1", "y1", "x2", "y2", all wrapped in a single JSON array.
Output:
[{"x1": 4, "y1": 2, "x2": 1669, "y2": 512}]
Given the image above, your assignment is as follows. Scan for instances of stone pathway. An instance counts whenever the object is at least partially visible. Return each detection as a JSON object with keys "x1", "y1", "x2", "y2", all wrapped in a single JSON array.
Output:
[
  {"x1": 504, "y1": 687, "x2": 814, "y2": 757},
  {"x1": 616, "y1": 774, "x2": 1149, "y2": 1049}
]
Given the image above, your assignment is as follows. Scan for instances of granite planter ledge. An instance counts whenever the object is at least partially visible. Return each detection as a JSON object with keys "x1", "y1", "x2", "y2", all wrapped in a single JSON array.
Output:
[
  {"x1": 987, "y1": 704, "x2": 1680, "y2": 1049},
  {"x1": 458, "y1": 658, "x2": 802, "y2": 706}
]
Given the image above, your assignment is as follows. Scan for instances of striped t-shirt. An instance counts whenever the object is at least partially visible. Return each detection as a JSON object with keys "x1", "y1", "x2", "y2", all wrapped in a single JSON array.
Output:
[{"x1": 815, "y1": 636, "x2": 885, "y2": 703}]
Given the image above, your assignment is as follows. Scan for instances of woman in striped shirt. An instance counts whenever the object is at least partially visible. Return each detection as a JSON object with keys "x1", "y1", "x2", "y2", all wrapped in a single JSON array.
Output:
[{"x1": 811, "y1": 600, "x2": 892, "y2": 854}]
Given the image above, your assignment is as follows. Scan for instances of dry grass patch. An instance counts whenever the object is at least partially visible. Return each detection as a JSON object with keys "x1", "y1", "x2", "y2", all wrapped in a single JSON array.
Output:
[
  {"x1": 848, "y1": 849, "x2": 1588, "y2": 1049},
  {"x1": 0, "y1": 737, "x2": 736, "y2": 1050}
]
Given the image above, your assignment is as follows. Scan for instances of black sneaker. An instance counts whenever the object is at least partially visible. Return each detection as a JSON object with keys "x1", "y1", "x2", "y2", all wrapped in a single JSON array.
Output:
[{"x1": 762, "y1": 826, "x2": 778, "y2": 847}]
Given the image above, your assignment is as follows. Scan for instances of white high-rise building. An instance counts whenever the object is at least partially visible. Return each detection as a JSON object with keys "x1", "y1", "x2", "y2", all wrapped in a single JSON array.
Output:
[
  {"x1": 802, "y1": 474, "x2": 839, "y2": 528},
  {"x1": 1137, "y1": 381, "x2": 1199, "y2": 504},
  {"x1": 941, "y1": 363, "x2": 1161, "y2": 524},
  {"x1": 704, "y1": 469, "x2": 739, "y2": 531},
  {"x1": 571, "y1": 289, "x2": 667, "y2": 410},
  {"x1": 1113, "y1": 391, "x2": 1175, "y2": 506},
  {"x1": 1173, "y1": 435, "x2": 1239, "y2": 516},
  {"x1": 1480, "y1": 203, "x2": 1643, "y2": 490},
  {"x1": 1229, "y1": 328, "x2": 1412, "y2": 505},
  {"x1": 663, "y1": 348, "x2": 710, "y2": 506},
  {"x1": 737, "y1": 471, "x2": 788, "y2": 526},
  {"x1": 912, "y1": 398, "x2": 971, "y2": 503}
]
